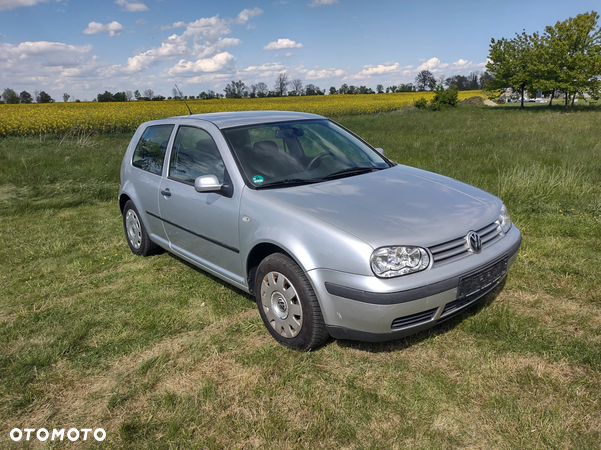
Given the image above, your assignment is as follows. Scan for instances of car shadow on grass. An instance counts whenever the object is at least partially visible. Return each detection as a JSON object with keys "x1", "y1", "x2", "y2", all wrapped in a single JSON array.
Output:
[{"x1": 334, "y1": 277, "x2": 507, "y2": 354}]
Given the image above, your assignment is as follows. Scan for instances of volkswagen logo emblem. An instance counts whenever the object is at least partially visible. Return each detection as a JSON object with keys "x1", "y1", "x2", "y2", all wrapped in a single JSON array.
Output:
[{"x1": 466, "y1": 231, "x2": 482, "y2": 254}]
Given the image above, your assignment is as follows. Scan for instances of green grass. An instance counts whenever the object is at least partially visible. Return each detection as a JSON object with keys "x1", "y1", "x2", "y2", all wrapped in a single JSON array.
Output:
[{"x1": 1, "y1": 104, "x2": 600, "y2": 449}]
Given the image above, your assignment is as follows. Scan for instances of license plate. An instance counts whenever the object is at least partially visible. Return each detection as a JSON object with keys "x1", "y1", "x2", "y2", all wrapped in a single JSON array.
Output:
[{"x1": 458, "y1": 258, "x2": 508, "y2": 299}]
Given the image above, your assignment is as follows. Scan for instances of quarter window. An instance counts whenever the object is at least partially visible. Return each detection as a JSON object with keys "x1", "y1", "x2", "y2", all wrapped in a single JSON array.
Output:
[
  {"x1": 132, "y1": 125, "x2": 174, "y2": 175},
  {"x1": 169, "y1": 126, "x2": 225, "y2": 184}
]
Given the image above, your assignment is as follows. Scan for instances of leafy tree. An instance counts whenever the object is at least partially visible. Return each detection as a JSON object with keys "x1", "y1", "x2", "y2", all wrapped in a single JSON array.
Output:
[
  {"x1": 415, "y1": 70, "x2": 437, "y2": 91},
  {"x1": 397, "y1": 83, "x2": 414, "y2": 92},
  {"x1": 539, "y1": 11, "x2": 601, "y2": 109},
  {"x1": 224, "y1": 80, "x2": 248, "y2": 98},
  {"x1": 134, "y1": 90, "x2": 141, "y2": 100},
  {"x1": 2, "y1": 88, "x2": 20, "y2": 104},
  {"x1": 328, "y1": 86, "x2": 337, "y2": 95},
  {"x1": 97, "y1": 91, "x2": 114, "y2": 102},
  {"x1": 290, "y1": 78, "x2": 304, "y2": 96},
  {"x1": 486, "y1": 31, "x2": 536, "y2": 108},
  {"x1": 62, "y1": 93, "x2": 70, "y2": 102},
  {"x1": 479, "y1": 72, "x2": 494, "y2": 89},
  {"x1": 37, "y1": 91, "x2": 53, "y2": 103},
  {"x1": 274, "y1": 73, "x2": 289, "y2": 96},
  {"x1": 19, "y1": 91, "x2": 33, "y2": 103},
  {"x1": 305, "y1": 84, "x2": 321, "y2": 96},
  {"x1": 376, "y1": 84, "x2": 384, "y2": 94},
  {"x1": 338, "y1": 84, "x2": 349, "y2": 94},
  {"x1": 113, "y1": 92, "x2": 127, "y2": 102}
]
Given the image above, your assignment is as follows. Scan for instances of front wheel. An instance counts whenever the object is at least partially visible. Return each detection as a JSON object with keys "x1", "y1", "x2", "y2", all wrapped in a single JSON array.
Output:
[
  {"x1": 255, "y1": 253, "x2": 329, "y2": 350},
  {"x1": 122, "y1": 200, "x2": 160, "y2": 256}
]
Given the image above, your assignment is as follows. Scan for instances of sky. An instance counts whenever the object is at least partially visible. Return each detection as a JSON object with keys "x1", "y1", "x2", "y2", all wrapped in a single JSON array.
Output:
[{"x1": 0, "y1": 0, "x2": 600, "y2": 101}]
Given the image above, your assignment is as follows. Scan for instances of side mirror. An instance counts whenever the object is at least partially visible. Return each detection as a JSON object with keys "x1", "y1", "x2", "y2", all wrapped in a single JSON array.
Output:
[
  {"x1": 375, "y1": 147, "x2": 385, "y2": 156},
  {"x1": 194, "y1": 175, "x2": 222, "y2": 192}
]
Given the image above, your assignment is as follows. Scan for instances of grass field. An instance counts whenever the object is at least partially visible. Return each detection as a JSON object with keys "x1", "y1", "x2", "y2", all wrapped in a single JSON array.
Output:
[{"x1": 1, "y1": 103, "x2": 600, "y2": 449}]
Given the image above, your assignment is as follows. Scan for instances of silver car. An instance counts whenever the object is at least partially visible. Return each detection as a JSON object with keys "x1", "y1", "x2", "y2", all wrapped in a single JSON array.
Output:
[{"x1": 119, "y1": 111, "x2": 521, "y2": 350}]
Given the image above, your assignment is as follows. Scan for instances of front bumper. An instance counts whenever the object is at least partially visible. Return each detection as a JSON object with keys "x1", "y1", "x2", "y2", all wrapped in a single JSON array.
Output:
[{"x1": 307, "y1": 225, "x2": 521, "y2": 342}]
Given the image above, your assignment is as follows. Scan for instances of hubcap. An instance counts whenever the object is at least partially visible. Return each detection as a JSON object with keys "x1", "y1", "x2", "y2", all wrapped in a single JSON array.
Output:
[
  {"x1": 261, "y1": 271, "x2": 303, "y2": 338},
  {"x1": 125, "y1": 209, "x2": 142, "y2": 249}
]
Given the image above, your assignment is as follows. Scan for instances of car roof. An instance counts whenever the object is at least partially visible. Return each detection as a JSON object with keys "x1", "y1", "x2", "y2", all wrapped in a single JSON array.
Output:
[{"x1": 172, "y1": 110, "x2": 325, "y2": 129}]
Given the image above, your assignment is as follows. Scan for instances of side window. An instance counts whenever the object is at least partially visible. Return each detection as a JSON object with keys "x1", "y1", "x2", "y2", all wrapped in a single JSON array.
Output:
[
  {"x1": 132, "y1": 124, "x2": 174, "y2": 175},
  {"x1": 169, "y1": 126, "x2": 225, "y2": 185}
]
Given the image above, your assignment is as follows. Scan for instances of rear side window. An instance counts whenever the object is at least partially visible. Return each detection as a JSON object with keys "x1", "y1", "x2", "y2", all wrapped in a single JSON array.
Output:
[
  {"x1": 169, "y1": 126, "x2": 225, "y2": 184},
  {"x1": 132, "y1": 124, "x2": 174, "y2": 175}
]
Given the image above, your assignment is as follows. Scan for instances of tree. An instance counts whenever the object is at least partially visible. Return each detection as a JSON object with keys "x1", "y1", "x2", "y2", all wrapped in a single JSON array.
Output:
[
  {"x1": 338, "y1": 83, "x2": 349, "y2": 94},
  {"x1": 224, "y1": 80, "x2": 247, "y2": 98},
  {"x1": 171, "y1": 87, "x2": 182, "y2": 99},
  {"x1": 19, "y1": 91, "x2": 33, "y2": 103},
  {"x1": 398, "y1": 83, "x2": 414, "y2": 92},
  {"x1": 539, "y1": 11, "x2": 601, "y2": 109},
  {"x1": 479, "y1": 72, "x2": 494, "y2": 89},
  {"x1": 62, "y1": 93, "x2": 70, "y2": 102},
  {"x1": 2, "y1": 88, "x2": 20, "y2": 104},
  {"x1": 254, "y1": 82, "x2": 268, "y2": 98},
  {"x1": 37, "y1": 91, "x2": 53, "y2": 103},
  {"x1": 134, "y1": 90, "x2": 141, "y2": 100},
  {"x1": 143, "y1": 88, "x2": 154, "y2": 100},
  {"x1": 97, "y1": 91, "x2": 114, "y2": 102},
  {"x1": 376, "y1": 84, "x2": 384, "y2": 94},
  {"x1": 125, "y1": 90, "x2": 133, "y2": 101},
  {"x1": 274, "y1": 73, "x2": 289, "y2": 96},
  {"x1": 113, "y1": 92, "x2": 127, "y2": 102},
  {"x1": 305, "y1": 84, "x2": 323, "y2": 96},
  {"x1": 415, "y1": 70, "x2": 437, "y2": 91},
  {"x1": 329, "y1": 86, "x2": 337, "y2": 95},
  {"x1": 290, "y1": 78, "x2": 304, "y2": 96},
  {"x1": 486, "y1": 31, "x2": 535, "y2": 109}
]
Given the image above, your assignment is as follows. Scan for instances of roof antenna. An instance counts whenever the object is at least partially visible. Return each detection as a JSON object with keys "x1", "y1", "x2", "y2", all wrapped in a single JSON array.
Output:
[{"x1": 175, "y1": 84, "x2": 193, "y2": 115}]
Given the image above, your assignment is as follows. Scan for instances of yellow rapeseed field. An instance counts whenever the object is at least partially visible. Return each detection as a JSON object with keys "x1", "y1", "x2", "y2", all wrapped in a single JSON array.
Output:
[{"x1": 0, "y1": 90, "x2": 484, "y2": 137}]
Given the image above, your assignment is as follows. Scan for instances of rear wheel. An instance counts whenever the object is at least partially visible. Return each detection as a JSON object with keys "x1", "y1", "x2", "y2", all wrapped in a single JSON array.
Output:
[
  {"x1": 255, "y1": 253, "x2": 329, "y2": 350},
  {"x1": 122, "y1": 200, "x2": 159, "y2": 256}
]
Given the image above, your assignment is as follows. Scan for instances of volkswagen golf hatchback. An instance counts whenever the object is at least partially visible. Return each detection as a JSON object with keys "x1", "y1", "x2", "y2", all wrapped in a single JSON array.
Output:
[{"x1": 119, "y1": 111, "x2": 521, "y2": 350}]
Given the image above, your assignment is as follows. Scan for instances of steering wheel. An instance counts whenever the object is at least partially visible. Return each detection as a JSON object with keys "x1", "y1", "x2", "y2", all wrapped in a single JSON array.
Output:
[{"x1": 306, "y1": 152, "x2": 333, "y2": 171}]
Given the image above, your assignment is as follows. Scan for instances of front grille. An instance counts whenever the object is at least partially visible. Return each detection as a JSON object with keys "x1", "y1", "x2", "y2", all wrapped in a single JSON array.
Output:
[
  {"x1": 429, "y1": 221, "x2": 502, "y2": 266},
  {"x1": 391, "y1": 307, "x2": 437, "y2": 330}
]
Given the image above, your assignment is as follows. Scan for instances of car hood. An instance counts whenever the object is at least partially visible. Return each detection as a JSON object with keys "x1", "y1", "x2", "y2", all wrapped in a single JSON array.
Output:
[{"x1": 259, "y1": 165, "x2": 501, "y2": 248}]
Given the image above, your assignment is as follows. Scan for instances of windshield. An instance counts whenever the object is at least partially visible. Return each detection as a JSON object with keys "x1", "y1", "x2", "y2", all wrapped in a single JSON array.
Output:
[{"x1": 222, "y1": 119, "x2": 390, "y2": 188}]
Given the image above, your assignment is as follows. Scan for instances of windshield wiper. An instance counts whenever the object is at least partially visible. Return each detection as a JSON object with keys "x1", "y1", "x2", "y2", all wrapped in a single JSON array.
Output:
[
  {"x1": 320, "y1": 166, "x2": 384, "y2": 181},
  {"x1": 255, "y1": 178, "x2": 319, "y2": 190}
]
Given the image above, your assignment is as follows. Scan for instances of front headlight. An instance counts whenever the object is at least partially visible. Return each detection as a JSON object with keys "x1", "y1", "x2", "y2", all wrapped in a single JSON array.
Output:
[
  {"x1": 371, "y1": 246, "x2": 430, "y2": 278},
  {"x1": 499, "y1": 204, "x2": 512, "y2": 234}
]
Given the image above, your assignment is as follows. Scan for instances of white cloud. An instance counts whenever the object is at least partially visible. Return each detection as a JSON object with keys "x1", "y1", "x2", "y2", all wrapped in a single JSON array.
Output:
[
  {"x1": 263, "y1": 38, "x2": 303, "y2": 50},
  {"x1": 0, "y1": 41, "x2": 92, "y2": 62},
  {"x1": 0, "y1": 0, "x2": 49, "y2": 10},
  {"x1": 136, "y1": 18, "x2": 146, "y2": 24},
  {"x1": 308, "y1": 0, "x2": 338, "y2": 6},
  {"x1": 124, "y1": 34, "x2": 188, "y2": 72},
  {"x1": 357, "y1": 63, "x2": 399, "y2": 77},
  {"x1": 452, "y1": 59, "x2": 469, "y2": 67},
  {"x1": 115, "y1": 0, "x2": 148, "y2": 12},
  {"x1": 83, "y1": 21, "x2": 125, "y2": 37},
  {"x1": 416, "y1": 57, "x2": 449, "y2": 72},
  {"x1": 305, "y1": 68, "x2": 345, "y2": 79},
  {"x1": 165, "y1": 52, "x2": 236, "y2": 75},
  {"x1": 236, "y1": 7, "x2": 263, "y2": 24}
]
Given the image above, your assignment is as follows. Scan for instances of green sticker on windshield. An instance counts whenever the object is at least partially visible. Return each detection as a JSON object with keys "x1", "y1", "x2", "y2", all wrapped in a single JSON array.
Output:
[{"x1": 252, "y1": 175, "x2": 264, "y2": 185}]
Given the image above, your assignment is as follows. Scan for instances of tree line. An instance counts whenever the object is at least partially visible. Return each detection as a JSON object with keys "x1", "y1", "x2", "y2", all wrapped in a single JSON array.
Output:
[
  {"x1": 486, "y1": 11, "x2": 601, "y2": 109},
  {"x1": 1, "y1": 88, "x2": 54, "y2": 104}
]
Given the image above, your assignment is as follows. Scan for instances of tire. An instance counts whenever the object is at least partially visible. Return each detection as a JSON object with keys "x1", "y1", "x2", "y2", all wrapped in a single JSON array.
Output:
[
  {"x1": 122, "y1": 200, "x2": 160, "y2": 256},
  {"x1": 255, "y1": 253, "x2": 329, "y2": 350}
]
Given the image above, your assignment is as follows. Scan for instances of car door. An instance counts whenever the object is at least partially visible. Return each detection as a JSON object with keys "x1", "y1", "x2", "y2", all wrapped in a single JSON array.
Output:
[
  {"x1": 158, "y1": 124, "x2": 244, "y2": 285},
  {"x1": 128, "y1": 123, "x2": 175, "y2": 246}
]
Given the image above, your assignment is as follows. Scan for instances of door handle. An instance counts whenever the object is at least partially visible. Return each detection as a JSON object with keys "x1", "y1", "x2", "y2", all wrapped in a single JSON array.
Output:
[{"x1": 160, "y1": 188, "x2": 171, "y2": 197}]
